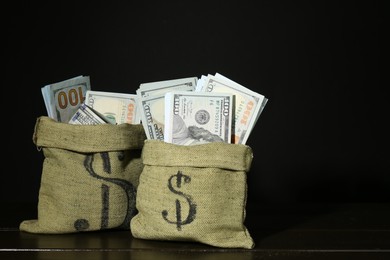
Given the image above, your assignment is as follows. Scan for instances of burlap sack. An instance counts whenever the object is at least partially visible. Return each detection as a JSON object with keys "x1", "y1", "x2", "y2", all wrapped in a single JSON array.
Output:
[
  {"x1": 130, "y1": 140, "x2": 255, "y2": 249},
  {"x1": 20, "y1": 116, "x2": 146, "y2": 234}
]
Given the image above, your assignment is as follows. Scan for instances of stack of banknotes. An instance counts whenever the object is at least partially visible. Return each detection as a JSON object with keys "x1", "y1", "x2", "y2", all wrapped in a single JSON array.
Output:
[{"x1": 41, "y1": 73, "x2": 268, "y2": 145}]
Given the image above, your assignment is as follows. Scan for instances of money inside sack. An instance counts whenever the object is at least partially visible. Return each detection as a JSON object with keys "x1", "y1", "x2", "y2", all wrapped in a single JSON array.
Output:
[{"x1": 41, "y1": 73, "x2": 268, "y2": 145}]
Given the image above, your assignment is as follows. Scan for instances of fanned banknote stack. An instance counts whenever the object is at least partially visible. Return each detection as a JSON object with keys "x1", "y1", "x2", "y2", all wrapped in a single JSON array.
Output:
[
  {"x1": 194, "y1": 73, "x2": 268, "y2": 144},
  {"x1": 136, "y1": 77, "x2": 198, "y2": 140},
  {"x1": 68, "y1": 103, "x2": 112, "y2": 125},
  {"x1": 84, "y1": 90, "x2": 140, "y2": 124},
  {"x1": 41, "y1": 75, "x2": 91, "y2": 123},
  {"x1": 42, "y1": 73, "x2": 268, "y2": 145}
]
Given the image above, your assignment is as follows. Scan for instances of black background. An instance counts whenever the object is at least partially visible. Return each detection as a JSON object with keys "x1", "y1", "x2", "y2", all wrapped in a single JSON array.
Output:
[{"x1": 2, "y1": 1, "x2": 386, "y2": 206}]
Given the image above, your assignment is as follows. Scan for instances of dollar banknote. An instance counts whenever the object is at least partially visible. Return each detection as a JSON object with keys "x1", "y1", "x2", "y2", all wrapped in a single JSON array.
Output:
[
  {"x1": 164, "y1": 91, "x2": 233, "y2": 145},
  {"x1": 69, "y1": 103, "x2": 111, "y2": 125},
  {"x1": 136, "y1": 77, "x2": 197, "y2": 98},
  {"x1": 138, "y1": 94, "x2": 166, "y2": 140},
  {"x1": 197, "y1": 74, "x2": 267, "y2": 144},
  {"x1": 137, "y1": 77, "x2": 197, "y2": 140},
  {"x1": 41, "y1": 75, "x2": 91, "y2": 122},
  {"x1": 85, "y1": 90, "x2": 140, "y2": 124},
  {"x1": 215, "y1": 72, "x2": 268, "y2": 117}
]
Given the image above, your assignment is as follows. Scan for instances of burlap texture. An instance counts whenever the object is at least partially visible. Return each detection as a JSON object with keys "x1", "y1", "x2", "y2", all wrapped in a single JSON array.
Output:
[
  {"x1": 20, "y1": 116, "x2": 146, "y2": 234},
  {"x1": 130, "y1": 140, "x2": 255, "y2": 249}
]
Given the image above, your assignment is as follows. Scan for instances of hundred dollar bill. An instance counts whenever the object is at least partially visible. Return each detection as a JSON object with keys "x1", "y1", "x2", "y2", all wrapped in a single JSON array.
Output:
[
  {"x1": 69, "y1": 103, "x2": 111, "y2": 125},
  {"x1": 138, "y1": 94, "x2": 166, "y2": 140},
  {"x1": 164, "y1": 91, "x2": 233, "y2": 145},
  {"x1": 85, "y1": 90, "x2": 140, "y2": 124},
  {"x1": 198, "y1": 74, "x2": 267, "y2": 144},
  {"x1": 41, "y1": 75, "x2": 91, "y2": 122},
  {"x1": 215, "y1": 72, "x2": 268, "y2": 116},
  {"x1": 136, "y1": 77, "x2": 197, "y2": 124},
  {"x1": 136, "y1": 77, "x2": 197, "y2": 98}
]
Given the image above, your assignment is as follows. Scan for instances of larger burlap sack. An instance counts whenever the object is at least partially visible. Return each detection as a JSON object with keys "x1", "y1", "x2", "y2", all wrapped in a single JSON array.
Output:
[
  {"x1": 20, "y1": 116, "x2": 146, "y2": 234},
  {"x1": 130, "y1": 140, "x2": 255, "y2": 249}
]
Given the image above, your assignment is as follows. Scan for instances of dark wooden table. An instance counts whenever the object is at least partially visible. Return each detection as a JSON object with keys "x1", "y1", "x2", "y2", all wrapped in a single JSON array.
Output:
[{"x1": 1, "y1": 202, "x2": 389, "y2": 259}]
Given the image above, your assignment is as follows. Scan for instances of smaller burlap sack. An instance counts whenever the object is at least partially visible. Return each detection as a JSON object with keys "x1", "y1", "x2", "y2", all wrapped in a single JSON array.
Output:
[
  {"x1": 20, "y1": 116, "x2": 146, "y2": 234},
  {"x1": 130, "y1": 140, "x2": 255, "y2": 249}
]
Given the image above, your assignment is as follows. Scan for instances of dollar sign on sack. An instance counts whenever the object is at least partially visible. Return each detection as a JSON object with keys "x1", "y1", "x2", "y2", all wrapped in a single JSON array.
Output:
[
  {"x1": 162, "y1": 171, "x2": 197, "y2": 231},
  {"x1": 74, "y1": 151, "x2": 136, "y2": 231}
]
